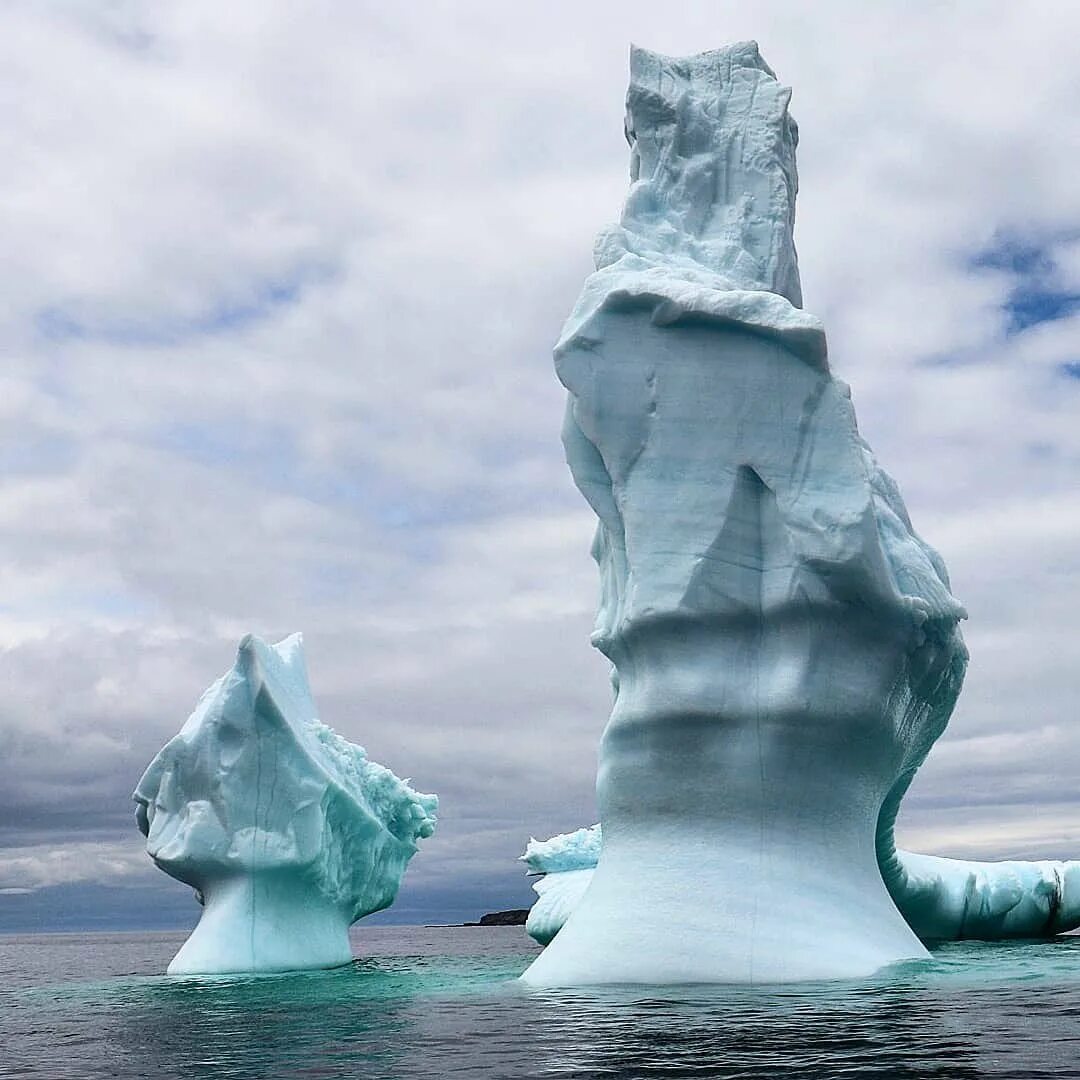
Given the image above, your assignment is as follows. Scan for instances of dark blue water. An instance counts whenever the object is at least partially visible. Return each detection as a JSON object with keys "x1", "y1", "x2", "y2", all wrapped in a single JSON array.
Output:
[{"x1": 3, "y1": 927, "x2": 1080, "y2": 1079}]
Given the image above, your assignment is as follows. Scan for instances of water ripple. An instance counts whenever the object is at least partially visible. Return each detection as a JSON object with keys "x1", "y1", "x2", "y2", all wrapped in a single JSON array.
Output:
[{"x1": 3, "y1": 929, "x2": 1080, "y2": 1079}]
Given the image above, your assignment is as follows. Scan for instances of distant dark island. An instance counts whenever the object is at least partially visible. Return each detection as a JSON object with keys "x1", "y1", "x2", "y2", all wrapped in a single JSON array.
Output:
[{"x1": 457, "y1": 909, "x2": 530, "y2": 927}]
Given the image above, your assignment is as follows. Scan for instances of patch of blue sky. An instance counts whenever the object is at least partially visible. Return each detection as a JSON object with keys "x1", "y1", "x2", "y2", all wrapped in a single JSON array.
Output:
[
  {"x1": 475, "y1": 432, "x2": 558, "y2": 471},
  {"x1": 970, "y1": 235, "x2": 1057, "y2": 277},
  {"x1": 1025, "y1": 441, "x2": 1058, "y2": 459},
  {"x1": 156, "y1": 419, "x2": 296, "y2": 481},
  {"x1": 34, "y1": 264, "x2": 335, "y2": 348},
  {"x1": 79, "y1": 590, "x2": 156, "y2": 619},
  {"x1": 970, "y1": 232, "x2": 1080, "y2": 336},
  {"x1": 300, "y1": 559, "x2": 422, "y2": 606},
  {"x1": 1004, "y1": 288, "x2": 1080, "y2": 334}
]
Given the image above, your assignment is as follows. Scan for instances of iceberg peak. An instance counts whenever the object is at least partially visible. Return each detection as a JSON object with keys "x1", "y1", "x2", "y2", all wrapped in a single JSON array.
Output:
[
  {"x1": 615, "y1": 42, "x2": 801, "y2": 305},
  {"x1": 559, "y1": 42, "x2": 825, "y2": 373}
]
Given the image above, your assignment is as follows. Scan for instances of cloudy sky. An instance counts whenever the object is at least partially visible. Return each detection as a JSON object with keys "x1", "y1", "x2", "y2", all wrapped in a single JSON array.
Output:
[{"x1": 2, "y1": 1, "x2": 1079, "y2": 932}]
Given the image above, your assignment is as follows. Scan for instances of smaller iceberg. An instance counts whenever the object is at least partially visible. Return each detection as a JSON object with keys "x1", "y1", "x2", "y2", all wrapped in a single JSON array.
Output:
[
  {"x1": 890, "y1": 851, "x2": 1080, "y2": 941},
  {"x1": 134, "y1": 633, "x2": 437, "y2": 975},
  {"x1": 521, "y1": 825, "x2": 601, "y2": 946}
]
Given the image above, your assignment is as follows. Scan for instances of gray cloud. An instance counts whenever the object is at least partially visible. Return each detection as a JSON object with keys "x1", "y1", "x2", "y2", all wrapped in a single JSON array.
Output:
[{"x1": 1, "y1": 0, "x2": 1080, "y2": 924}]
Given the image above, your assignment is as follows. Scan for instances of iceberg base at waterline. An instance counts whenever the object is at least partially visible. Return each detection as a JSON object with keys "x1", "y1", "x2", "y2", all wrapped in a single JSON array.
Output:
[
  {"x1": 133, "y1": 633, "x2": 438, "y2": 976},
  {"x1": 522, "y1": 825, "x2": 1080, "y2": 955},
  {"x1": 163, "y1": 874, "x2": 360, "y2": 976}
]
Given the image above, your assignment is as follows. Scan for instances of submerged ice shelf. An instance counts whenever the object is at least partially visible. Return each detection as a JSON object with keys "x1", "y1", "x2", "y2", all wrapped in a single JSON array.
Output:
[
  {"x1": 522, "y1": 41, "x2": 979, "y2": 987},
  {"x1": 134, "y1": 634, "x2": 437, "y2": 975}
]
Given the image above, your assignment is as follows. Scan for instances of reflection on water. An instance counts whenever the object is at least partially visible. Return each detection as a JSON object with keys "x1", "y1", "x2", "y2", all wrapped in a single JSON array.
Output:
[{"x1": 3, "y1": 929, "x2": 1080, "y2": 1079}]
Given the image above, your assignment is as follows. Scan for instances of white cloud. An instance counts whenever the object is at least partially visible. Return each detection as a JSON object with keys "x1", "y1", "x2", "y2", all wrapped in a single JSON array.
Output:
[{"x1": 0, "y1": 839, "x2": 151, "y2": 891}]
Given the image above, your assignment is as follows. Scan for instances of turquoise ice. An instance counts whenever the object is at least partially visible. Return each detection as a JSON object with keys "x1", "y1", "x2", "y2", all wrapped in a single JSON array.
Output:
[
  {"x1": 521, "y1": 42, "x2": 998, "y2": 986},
  {"x1": 134, "y1": 634, "x2": 437, "y2": 975},
  {"x1": 521, "y1": 825, "x2": 601, "y2": 946}
]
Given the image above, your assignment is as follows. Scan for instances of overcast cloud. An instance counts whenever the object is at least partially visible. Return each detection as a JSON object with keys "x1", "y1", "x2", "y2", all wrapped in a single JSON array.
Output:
[{"x1": 1, "y1": 0, "x2": 1079, "y2": 930}]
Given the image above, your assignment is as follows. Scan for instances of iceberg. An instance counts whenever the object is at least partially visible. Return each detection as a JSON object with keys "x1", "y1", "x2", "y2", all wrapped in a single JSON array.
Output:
[
  {"x1": 522, "y1": 824, "x2": 602, "y2": 875},
  {"x1": 888, "y1": 851, "x2": 1080, "y2": 940},
  {"x1": 522, "y1": 41, "x2": 977, "y2": 987},
  {"x1": 521, "y1": 825, "x2": 601, "y2": 946},
  {"x1": 134, "y1": 634, "x2": 437, "y2": 975},
  {"x1": 523, "y1": 826, "x2": 1080, "y2": 946}
]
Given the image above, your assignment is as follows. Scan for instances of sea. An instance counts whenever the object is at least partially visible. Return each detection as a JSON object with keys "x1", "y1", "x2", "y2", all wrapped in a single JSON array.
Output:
[{"x1": 3, "y1": 926, "x2": 1080, "y2": 1079}]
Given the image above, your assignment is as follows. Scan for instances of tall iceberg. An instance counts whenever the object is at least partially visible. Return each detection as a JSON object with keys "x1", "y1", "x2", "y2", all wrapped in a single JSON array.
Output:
[
  {"x1": 522, "y1": 42, "x2": 974, "y2": 986},
  {"x1": 134, "y1": 634, "x2": 437, "y2": 976}
]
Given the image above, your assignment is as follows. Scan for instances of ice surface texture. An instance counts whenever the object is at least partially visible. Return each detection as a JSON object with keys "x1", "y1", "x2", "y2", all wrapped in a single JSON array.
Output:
[
  {"x1": 561, "y1": 41, "x2": 825, "y2": 374},
  {"x1": 522, "y1": 42, "x2": 976, "y2": 986},
  {"x1": 134, "y1": 634, "x2": 437, "y2": 975},
  {"x1": 525, "y1": 870, "x2": 594, "y2": 947},
  {"x1": 522, "y1": 824, "x2": 602, "y2": 875},
  {"x1": 523, "y1": 827, "x2": 1080, "y2": 947},
  {"x1": 891, "y1": 851, "x2": 1080, "y2": 940}
]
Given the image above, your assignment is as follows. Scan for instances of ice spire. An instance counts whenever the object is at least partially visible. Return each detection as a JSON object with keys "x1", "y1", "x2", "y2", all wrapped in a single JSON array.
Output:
[{"x1": 522, "y1": 43, "x2": 969, "y2": 986}]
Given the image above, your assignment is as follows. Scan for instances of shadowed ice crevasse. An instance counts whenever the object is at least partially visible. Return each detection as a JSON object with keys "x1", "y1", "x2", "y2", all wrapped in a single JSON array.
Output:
[
  {"x1": 519, "y1": 42, "x2": 1076, "y2": 986},
  {"x1": 134, "y1": 634, "x2": 437, "y2": 975}
]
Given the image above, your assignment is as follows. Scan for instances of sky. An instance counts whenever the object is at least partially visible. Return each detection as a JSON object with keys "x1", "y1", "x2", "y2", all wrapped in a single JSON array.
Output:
[{"x1": 1, "y1": 0, "x2": 1079, "y2": 932}]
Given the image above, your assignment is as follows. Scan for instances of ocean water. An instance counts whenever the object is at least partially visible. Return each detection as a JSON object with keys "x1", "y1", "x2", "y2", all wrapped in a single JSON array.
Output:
[{"x1": 3, "y1": 927, "x2": 1080, "y2": 1079}]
